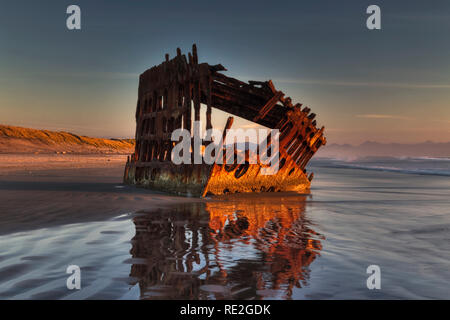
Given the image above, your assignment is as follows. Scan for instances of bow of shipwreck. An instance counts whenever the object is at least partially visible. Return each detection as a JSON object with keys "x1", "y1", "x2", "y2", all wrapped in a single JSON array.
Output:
[{"x1": 124, "y1": 44, "x2": 326, "y2": 197}]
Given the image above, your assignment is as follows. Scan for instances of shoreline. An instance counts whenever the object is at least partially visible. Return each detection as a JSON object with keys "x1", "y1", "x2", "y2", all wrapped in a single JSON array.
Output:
[
  {"x1": 0, "y1": 154, "x2": 202, "y2": 235},
  {"x1": 0, "y1": 154, "x2": 449, "y2": 299},
  {"x1": 0, "y1": 153, "x2": 130, "y2": 175}
]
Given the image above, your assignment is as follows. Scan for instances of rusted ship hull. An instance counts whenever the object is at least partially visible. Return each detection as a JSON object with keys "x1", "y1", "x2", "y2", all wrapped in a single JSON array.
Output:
[{"x1": 124, "y1": 45, "x2": 326, "y2": 197}]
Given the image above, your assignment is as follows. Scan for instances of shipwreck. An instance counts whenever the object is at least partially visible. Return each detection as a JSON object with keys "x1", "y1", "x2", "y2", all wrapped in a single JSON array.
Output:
[{"x1": 124, "y1": 44, "x2": 326, "y2": 197}]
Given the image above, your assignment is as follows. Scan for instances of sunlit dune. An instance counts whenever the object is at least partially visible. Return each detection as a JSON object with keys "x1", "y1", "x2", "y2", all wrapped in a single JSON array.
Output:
[{"x1": 0, "y1": 124, "x2": 135, "y2": 154}]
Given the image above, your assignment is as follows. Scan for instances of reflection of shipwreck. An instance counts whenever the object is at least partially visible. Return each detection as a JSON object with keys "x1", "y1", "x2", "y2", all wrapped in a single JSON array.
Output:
[
  {"x1": 124, "y1": 44, "x2": 326, "y2": 196},
  {"x1": 129, "y1": 196, "x2": 323, "y2": 299}
]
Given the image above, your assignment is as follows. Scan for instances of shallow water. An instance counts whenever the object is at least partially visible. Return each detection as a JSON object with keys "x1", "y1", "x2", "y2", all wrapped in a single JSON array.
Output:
[
  {"x1": 313, "y1": 156, "x2": 450, "y2": 176},
  {"x1": 0, "y1": 164, "x2": 449, "y2": 299}
]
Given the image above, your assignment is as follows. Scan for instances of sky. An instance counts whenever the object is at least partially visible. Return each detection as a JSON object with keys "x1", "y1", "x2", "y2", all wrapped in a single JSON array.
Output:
[{"x1": 1, "y1": 0, "x2": 449, "y2": 144}]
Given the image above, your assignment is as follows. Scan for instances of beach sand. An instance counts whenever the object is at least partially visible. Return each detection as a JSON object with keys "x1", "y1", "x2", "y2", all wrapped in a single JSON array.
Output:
[
  {"x1": 0, "y1": 154, "x2": 199, "y2": 235},
  {"x1": 0, "y1": 155, "x2": 449, "y2": 299}
]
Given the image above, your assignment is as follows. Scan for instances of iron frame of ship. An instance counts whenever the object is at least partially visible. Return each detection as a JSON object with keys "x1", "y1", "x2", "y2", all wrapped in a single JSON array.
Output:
[{"x1": 124, "y1": 45, "x2": 326, "y2": 197}]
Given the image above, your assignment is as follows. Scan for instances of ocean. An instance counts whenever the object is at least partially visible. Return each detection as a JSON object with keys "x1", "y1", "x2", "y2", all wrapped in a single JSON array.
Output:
[{"x1": 0, "y1": 157, "x2": 449, "y2": 299}]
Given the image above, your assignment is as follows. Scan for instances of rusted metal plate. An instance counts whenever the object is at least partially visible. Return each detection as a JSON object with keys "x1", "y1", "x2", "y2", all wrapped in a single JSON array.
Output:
[{"x1": 124, "y1": 44, "x2": 326, "y2": 197}]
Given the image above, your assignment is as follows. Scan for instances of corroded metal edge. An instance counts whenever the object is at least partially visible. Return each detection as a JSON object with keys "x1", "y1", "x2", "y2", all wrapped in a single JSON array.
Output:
[{"x1": 124, "y1": 44, "x2": 326, "y2": 197}]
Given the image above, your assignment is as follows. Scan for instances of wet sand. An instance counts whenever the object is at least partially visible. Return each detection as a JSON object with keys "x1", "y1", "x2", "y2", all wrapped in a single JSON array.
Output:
[
  {"x1": 0, "y1": 154, "x2": 200, "y2": 235},
  {"x1": 0, "y1": 155, "x2": 449, "y2": 299}
]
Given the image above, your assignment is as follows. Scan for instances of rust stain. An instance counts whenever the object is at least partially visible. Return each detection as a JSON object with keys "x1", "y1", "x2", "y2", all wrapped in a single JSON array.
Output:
[{"x1": 124, "y1": 44, "x2": 326, "y2": 197}]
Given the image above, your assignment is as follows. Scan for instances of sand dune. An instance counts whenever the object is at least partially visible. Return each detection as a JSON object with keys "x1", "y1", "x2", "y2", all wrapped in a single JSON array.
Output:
[{"x1": 0, "y1": 124, "x2": 135, "y2": 154}]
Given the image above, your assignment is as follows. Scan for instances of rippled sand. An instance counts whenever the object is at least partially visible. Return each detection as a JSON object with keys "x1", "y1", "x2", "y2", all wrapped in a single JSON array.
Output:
[
  {"x1": 0, "y1": 155, "x2": 449, "y2": 299},
  {"x1": 0, "y1": 154, "x2": 201, "y2": 234}
]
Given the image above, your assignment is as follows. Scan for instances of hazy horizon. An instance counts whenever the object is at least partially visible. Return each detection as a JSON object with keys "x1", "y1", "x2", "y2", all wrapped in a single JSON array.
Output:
[
  {"x1": 2, "y1": 123, "x2": 450, "y2": 148},
  {"x1": 1, "y1": 0, "x2": 449, "y2": 144}
]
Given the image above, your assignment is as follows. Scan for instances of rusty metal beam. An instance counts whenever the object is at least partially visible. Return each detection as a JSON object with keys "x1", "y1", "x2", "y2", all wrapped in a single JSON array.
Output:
[{"x1": 124, "y1": 44, "x2": 327, "y2": 197}]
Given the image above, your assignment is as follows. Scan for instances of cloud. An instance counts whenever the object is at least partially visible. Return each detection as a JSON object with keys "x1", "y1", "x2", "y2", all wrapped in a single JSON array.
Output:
[
  {"x1": 432, "y1": 119, "x2": 450, "y2": 124},
  {"x1": 355, "y1": 114, "x2": 412, "y2": 120},
  {"x1": 47, "y1": 71, "x2": 139, "y2": 80},
  {"x1": 234, "y1": 75, "x2": 450, "y2": 89},
  {"x1": 0, "y1": 70, "x2": 139, "y2": 82}
]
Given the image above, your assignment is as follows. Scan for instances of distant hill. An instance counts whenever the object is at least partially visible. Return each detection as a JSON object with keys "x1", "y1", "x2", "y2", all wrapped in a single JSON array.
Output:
[
  {"x1": 317, "y1": 141, "x2": 450, "y2": 159},
  {"x1": 0, "y1": 124, "x2": 135, "y2": 154}
]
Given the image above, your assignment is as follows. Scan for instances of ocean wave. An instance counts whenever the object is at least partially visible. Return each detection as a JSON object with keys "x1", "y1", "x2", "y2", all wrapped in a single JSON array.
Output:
[
  {"x1": 403, "y1": 156, "x2": 450, "y2": 162},
  {"x1": 316, "y1": 162, "x2": 450, "y2": 177}
]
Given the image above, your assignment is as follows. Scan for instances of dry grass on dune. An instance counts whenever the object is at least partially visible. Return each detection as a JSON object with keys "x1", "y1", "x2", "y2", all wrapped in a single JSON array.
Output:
[{"x1": 0, "y1": 124, "x2": 135, "y2": 154}]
